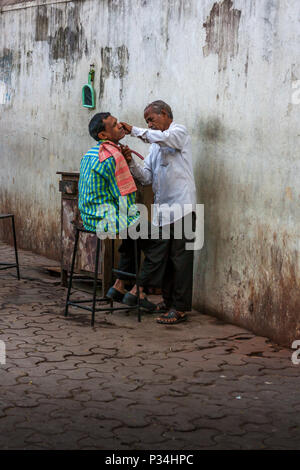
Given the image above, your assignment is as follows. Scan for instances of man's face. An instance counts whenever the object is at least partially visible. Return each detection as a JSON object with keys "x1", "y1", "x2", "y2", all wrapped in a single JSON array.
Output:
[
  {"x1": 99, "y1": 115, "x2": 125, "y2": 142},
  {"x1": 144, "y1": 107, "x2": 171, "y2": 131}
]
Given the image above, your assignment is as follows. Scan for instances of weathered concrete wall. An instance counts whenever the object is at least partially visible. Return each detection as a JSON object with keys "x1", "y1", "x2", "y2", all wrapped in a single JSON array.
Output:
[{"x1": 0, "y1": 0, "x2": 299, "y2": 345}]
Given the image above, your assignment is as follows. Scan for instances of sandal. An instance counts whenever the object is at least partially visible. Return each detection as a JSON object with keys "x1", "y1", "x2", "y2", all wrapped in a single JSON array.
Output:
[
  {"x1": 122, "y1": 292, "x2": 156, "y2": 312},
  {"x1": 106, "y1": 286, "x2": 126, "y2": 302},
  {"x1": 156, "y1": 309, "x2": 187, "y2": 325}
]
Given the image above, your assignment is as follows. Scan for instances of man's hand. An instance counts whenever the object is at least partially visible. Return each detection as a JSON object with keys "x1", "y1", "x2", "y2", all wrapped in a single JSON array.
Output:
[
  {"x1": 120, "y1": 144, "x2": 132, "y2": 163},
  {"x1": 120, "y1": 122, "x2": 133, "y2": 134}
]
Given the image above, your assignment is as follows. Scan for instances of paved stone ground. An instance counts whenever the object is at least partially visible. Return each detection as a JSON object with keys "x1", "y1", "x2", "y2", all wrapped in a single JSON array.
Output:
[{"x1": 0, "y1": 241, "x2": 299, "y2": 450}]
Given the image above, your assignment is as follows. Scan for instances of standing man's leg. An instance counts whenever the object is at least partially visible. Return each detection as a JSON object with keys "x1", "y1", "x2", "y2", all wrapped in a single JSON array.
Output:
[
  {"x1": 123, "y1": 222, "x2": 170, "y2": 310},
  {"x1": 157, "y1": 213, "x2": 196, "y2": 324},
  {"x1": 139, "y1": 234, "x2": 169, "y2": 292},
  {"x1": 169, "y1": 235, "x2": 194, "y2": 312},
  {"x1": 161, "y1": 253, "x2": 174, "y2": 310}
]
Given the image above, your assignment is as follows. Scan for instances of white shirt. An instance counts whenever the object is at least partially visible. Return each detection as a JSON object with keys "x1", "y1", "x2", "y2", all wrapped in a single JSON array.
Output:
[{"x1": 129, "y1": 122, "x2": 197, "y2": 226}]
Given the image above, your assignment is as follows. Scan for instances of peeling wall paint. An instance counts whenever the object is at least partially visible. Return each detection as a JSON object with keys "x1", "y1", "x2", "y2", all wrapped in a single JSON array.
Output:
[
  {"x1": 47, "y1": 4, "x2": 88, "y2": 65},
  {"x1": 0, "y1": 48, "x2": 13, "y2": 85},
  {"x1": 0, "y1": 48, "x2": 13, "y2": 104},
  {"x1": 35, "y1": 5, "x2": 48, "y2": 42},
  {"x1": 100, "y1": 45, "x2": 129, "y2": 101},
  {"x1": 203, "y1": 0, "x2": 241, "y2": 71},
  {"x1": 0, "y1": 0, "x2": 299, "y2": 345}
]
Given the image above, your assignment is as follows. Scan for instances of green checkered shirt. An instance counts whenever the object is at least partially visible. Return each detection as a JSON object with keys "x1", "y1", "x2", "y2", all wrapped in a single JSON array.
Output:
[{"x1": 78, "y1": 141, "x2": 139, "y2": 233}]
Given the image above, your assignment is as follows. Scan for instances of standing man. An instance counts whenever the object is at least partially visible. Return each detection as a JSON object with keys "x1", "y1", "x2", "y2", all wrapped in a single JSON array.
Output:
[{"x1": 121, "y1": 100, "x2": 197, "y2": 324}]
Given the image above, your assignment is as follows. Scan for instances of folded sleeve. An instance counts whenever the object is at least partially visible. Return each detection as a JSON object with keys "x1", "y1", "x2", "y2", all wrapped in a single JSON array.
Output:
[{"x1": 131, "y1": 124, "x2": 187, "y2": 150}]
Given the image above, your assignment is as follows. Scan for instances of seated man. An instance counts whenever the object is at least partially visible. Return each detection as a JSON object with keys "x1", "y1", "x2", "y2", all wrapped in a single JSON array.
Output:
[{"x1": 78, "y1": 112, "x2": 165, "y2": 311}]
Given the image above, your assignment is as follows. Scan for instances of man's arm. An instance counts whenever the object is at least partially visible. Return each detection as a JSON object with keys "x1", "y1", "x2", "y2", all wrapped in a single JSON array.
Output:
[
  {"x1": 128, "y1": 154, "x2": 153, "y2": 186},
  {"x1": 120, "y1": 144, "x2": 153, "y2": 186},
  {"x1": 103, "y1": 153, "x2": 152, "y2": 191},
  {"x1": 121, "y1": 122, "x2": 187, "y2": 150}
]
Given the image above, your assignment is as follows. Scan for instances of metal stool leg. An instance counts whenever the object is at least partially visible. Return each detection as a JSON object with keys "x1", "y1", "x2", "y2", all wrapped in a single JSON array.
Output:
[
  {"x1": 11, "y1": 215, "x2": 20, "y2": 280},
  {"x1": 110, "y1": 239, "x2": 114, "y2": 309},
  {"x1": 91, "y1": 237, "x2": 100, "y2": 326},
  {"x1": 91, "y1": 237, "x2": 101, "y2": 326},
  {"x1": 65, "y1": 227, "x2": 79, "y2": 317},
  {"x1": 134, "y1": 239, "x2": 141, "y2": 322}
]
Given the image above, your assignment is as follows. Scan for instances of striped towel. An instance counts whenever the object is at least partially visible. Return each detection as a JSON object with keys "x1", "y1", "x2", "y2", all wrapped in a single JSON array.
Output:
[{"x1": 99, "y1": 141, "x2": 137, "y2": 196}]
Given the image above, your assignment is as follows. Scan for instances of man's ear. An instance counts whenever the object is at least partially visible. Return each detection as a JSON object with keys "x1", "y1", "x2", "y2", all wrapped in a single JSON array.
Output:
[{"x1": 98, "y1": 131, "x2": 107, "y2": 140}]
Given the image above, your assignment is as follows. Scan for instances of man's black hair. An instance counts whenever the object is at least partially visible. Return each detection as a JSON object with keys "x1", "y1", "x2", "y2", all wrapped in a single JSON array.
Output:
[{"x1": 89, "y1": 112, "x2": 111, "y2": 141}]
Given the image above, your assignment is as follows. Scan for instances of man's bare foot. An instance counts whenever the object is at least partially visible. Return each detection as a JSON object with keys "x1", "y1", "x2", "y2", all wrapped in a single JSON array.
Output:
[
  {"x1": 113, "y1": 279, "x2": 126, "y2": 294},
  {"x1": 129, "y1": 285, "x2": 146, "y2": 299},
  {"x1": 154, "y1": 301, "x2": 168, "y2": 312}
]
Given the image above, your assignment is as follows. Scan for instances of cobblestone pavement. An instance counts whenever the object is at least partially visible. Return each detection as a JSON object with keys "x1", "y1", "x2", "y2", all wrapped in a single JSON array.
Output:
[{"x1": 0, "y1": 242, "x2": 299, "y2": 450}]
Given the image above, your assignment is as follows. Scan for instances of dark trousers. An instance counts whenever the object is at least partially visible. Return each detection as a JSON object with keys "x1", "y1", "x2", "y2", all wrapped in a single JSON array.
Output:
[
  {"x1": 159, "y1": 213, "x2": 195, "y2": 312},
  {"x1": 118, "y1": 214, "x2": 195, "y2": 312},
  {"x1": 117, "y1": 222, "x2": 165, "y2": 288}
]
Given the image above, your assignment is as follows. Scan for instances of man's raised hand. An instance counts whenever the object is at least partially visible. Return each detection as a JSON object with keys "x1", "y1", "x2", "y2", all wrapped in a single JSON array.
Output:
[
  {"x1": 120, "y1": 122, "x2": 132, "y2": 135},
  {"x1": 120, "y1": 144, "x2": 132, "y2": 163}
]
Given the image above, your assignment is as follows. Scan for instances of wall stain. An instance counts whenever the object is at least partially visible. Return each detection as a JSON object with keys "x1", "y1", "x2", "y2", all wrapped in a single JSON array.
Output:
[
  {"x1": 244, "y1": 50, "x2": 249, "y2": 88},
  {"x1": 34, "y1": 3, "x2": 88, "y2": 82},
  {"x1": 203, "y1": 0, "x2": 241, "y2": 72},
  {"x1": 0, "y1": 48, "x2": 13, "y2": 85},
  {"x1": 247, "y1": 243, "x2": 300, "y2": 347},
  {"x1": 25, "y1": 50, "x2": 33, "y2": 74},
  {"x1": 35, "y1": 5, "x2": 48, "y2": 42},
  {"x1": 262, "y1": 0, "x2": 279, "y2": 63},
  {"x1": 219, "y1": 231, "x2": 300, "y2": 347},
  {"x1": 49, "y1": 24, "x2": 86, "y2": 63},
  {"x1": 0, "y1": 49, "x2": 13, "y2": 105},
  {"x1": 0, "y1": 189, "x2": 60, "y2": 262},
  {"x1": 198, "y1": 117, "x2": 225, "y2": 142},
  {"x1": 99, "y1": 45, "x2": 129, "y2": 101}
]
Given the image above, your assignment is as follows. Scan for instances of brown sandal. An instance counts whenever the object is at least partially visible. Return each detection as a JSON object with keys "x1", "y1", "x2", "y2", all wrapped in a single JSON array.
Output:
[{"x1": 156, "y1": 309, "x2": 187, "y2": 324}]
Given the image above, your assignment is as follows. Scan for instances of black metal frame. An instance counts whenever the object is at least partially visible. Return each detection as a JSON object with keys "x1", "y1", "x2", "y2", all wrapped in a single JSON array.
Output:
[
  {"x1": 64, "y1": 226, "x2": 141, "y2": 326},
  {"x1": 0, "y1": 214, "x2": 20, "y2": 280}
]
